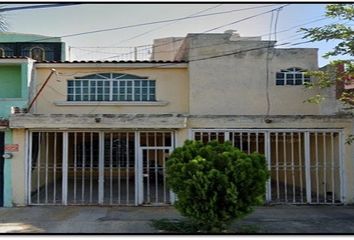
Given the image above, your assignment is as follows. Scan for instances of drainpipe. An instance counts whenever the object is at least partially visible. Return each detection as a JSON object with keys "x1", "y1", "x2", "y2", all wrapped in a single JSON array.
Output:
[{"x1": 27, "y1": 69, "x2": 56, "y2": 113}]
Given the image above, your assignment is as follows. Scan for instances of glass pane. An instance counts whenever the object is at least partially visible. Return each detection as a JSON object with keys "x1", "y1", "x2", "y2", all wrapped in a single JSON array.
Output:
[
  {"x1": 286, "y1": 80, "x2": 294, "y2": 85},
  {"x1": 295, "y1": 80, "x2": 302, "y2": 85},
  {"x1": 83, "y1": 88, "x2": 88, "y2": 94},
  {"x1": 75, "y1": 88, "x2": 81, "y2": 94},
  {"x1": 68, "y1": 88, "x2": 73, "y2": 94},
  {"x1": 97, "y1": 81, "x2": 103, "y2": 87},
  {"x1": 295, "y1": 73, "x2": 303, "y2": 79},
  {"x1": 75, "y1": 81, "x2": 81, "y2": 87},
  {"x1": 90, "y1": 95, "x2": 96, "y2": 101},
  {"x1": 83, "y1": 95, "x2": 89, "y2": 101},
  {"x1": 97, "y1": 88, "x2": 103, "y2": 94},
  {"x1": 67, "y1": 95, "x2": 74, "y2": 101},
  {"x1": 276, "y1": 72, "x2": 284, "y2": 79},
  {"x1": 82, "y1": 80, "x2": 88, "y2": 87},
  {"x1": 286, "y1": 74, "x2": 295, "y2": 80},
  {"x1": 276, "y1": 80, "x2": 284, "y2": 85},
  {"x1": 68, "y1": 81, "x2": 73, "y2": 87},
  {"x1": 134, "y1": 80, "x2": 141, "y2": 87},
  {"x1": 142, "y1": 80, "x2": 147, "y2": 87},
  {"x1": 75, "y1": 95, "x2": 81, "y2": 101}
]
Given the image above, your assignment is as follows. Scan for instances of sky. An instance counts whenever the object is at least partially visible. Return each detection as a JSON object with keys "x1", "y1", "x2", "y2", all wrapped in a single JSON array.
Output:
[{"x1": 0, "y1": 2, "x2": 346, "y2": 67}]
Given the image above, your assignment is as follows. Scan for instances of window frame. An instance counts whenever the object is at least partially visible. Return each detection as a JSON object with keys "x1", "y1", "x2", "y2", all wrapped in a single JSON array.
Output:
[
  {"x1": 275, "y1": 67, "x2": 310, "y2": 86},
  {"x1": 30, "y1": 46, "x2": 46, "y2": 61},
  {"x1": 67, "y1": 73, "x2": 156, "y2": 102}
]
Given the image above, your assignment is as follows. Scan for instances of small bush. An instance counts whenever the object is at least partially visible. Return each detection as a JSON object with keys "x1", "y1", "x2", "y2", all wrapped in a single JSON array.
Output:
[{"x1": 166, "y1": 140, "x2": 269, "y2": 232}]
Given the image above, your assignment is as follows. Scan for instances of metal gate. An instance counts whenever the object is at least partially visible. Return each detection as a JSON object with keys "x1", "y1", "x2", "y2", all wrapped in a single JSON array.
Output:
[
  {"x1": 138, "y1": 132, "x2": 173, "y2": 205},
  {"x1": 192, "y1": 129, "x2": 343, "y2": 204},
  {"x1": 28, "y1": 130, "x2": 174, "y2": 206}
]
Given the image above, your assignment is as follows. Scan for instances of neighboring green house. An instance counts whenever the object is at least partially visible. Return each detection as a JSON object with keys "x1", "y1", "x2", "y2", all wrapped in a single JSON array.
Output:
[
  {"x1": 0, "y1": 32, "x2": 65, "y2": 207},
  {"x1": 0, "y1": 57, "x2": 34, "y2": 207}
]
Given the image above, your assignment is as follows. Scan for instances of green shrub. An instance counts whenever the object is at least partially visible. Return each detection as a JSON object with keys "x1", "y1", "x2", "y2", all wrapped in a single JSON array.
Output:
[{"x1": 166, "y1": 140, "x2": 269, "y2": 232}]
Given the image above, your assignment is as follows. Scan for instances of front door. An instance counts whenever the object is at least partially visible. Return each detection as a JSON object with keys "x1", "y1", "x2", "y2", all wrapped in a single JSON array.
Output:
[{"x1": 138, "y1": 132, "x2": 174, "y2": 205}]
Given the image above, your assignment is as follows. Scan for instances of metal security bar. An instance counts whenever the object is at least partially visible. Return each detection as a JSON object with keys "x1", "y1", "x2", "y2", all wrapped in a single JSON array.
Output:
[
  {"x1": 309, "y1": 132, "x2": 341, "y2": 204},
  {"x1": 140, "y1": 132, "x2": 173, "y2": 205},
  {"x1": 29, "y1": 132, "x2": 63, "y2": 205},
  {"x1": 103, "y1": 132, "x2": 135, "y2": 205},
  {"x1": 191, "y1": 129, "x2": 343, "y2": 205},
  {"x1": 67, "y1": 132, "x2": 100, "y2": 205}
]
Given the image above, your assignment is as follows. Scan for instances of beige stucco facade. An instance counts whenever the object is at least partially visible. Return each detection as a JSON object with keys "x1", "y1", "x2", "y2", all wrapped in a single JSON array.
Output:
[
  {"x1": 31, "y1": 63, "x2": 189, "y2": 115},
  {"x1": 7, "y1": 32, "x2": 354, "y2": 206}
]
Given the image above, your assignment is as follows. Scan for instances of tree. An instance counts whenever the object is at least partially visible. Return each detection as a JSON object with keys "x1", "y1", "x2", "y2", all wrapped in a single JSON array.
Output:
[
  {"x1": 300, "y1": 4, "x2": 354, "y2": 107},
  {"x1": 165, "y1": 140, "x2": 269, "y2": 232},
  {"x1": 0, "y1": 5, "x2": 8, "y2": 31}
]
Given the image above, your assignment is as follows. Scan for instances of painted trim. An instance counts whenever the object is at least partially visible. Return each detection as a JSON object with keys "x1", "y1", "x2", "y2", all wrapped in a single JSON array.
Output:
[
  {"x1": 62, "y1": 132, "x2": 68, "y2": 205},
  {"x1": 339, "y1": 131, "x2": 346, "y2": 204},
  {"x1": 3, "y1": 129, "x2": 12, "y2": 207},
  {"x1": 54, "y1": 101, "x2": 169, "y2": 106},
  {"x1": 35, "y1": 63, "x2": 188, "y2": 69},
  {"x1": 265, "y1": 131, "x2": 271, "y2": 202}
]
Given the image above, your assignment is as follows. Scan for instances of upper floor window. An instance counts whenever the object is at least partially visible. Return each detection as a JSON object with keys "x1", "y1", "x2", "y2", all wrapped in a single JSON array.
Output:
[
  {"x1": 276, "y1": 67, "x2": 310, "y2": 86},
  {"x1": 67, "y1": 73, "x2": 156, "y2": 102},
  {"x1": 30, "y1": 47, "x2": 45, "y2": 61}
]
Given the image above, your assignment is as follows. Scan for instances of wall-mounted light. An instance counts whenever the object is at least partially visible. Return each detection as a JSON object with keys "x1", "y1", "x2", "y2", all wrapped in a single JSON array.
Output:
[
  {"x1": 264, "y1": 118, "x2": 272, "y2": 124},
  {"x1": 3, "y1": 153, "x2": 13, "y2": 159}
]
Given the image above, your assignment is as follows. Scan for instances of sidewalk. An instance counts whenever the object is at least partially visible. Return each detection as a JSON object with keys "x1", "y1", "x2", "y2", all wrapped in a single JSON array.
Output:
[{"x1": 0, "y1": 205, "x2": 354, "y2": 233}]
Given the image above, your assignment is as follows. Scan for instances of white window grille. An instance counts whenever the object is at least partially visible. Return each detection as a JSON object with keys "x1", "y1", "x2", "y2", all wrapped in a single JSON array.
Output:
[
  {"x1": 276, "y1": 67, "x2": 310, "y2": 86},
  {"x1": 67, "y1": 73, "x2": 156, "y2": 101}
]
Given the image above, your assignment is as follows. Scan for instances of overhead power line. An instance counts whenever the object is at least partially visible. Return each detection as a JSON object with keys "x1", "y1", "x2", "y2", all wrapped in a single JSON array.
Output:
[
  {"x1": 113, "y1": 4, "x2": 224, "y2": 46},
  {"x1": 98, "y1": 15, "x2": 331, "y2": 61},
  {"x1": 27, "y1": 4, "x2": 282, "y2": 42},
  {"x1": 0, "y1": 4, "x2": 82, "y2": 12},
  {"x1": 99, "y1": 4, "x2": 289, "y2": 60}
]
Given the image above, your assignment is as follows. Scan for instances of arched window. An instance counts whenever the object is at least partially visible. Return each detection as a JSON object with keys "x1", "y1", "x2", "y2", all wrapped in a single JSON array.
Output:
[
  {"x1": 30, "y1": 47, "x2": 45, "y2": 61},
  {"x1": 276, "y1": 67, "x2": 310, "y2": 86},
  {"x1": 67, "y1": 73, "x2": 156, "y2": 102}
]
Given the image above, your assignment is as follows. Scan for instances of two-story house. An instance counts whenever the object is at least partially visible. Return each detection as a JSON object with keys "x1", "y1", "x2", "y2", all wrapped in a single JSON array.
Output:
[
  {"x1": 0, "y1": 32, "x2": 64, "y2": 207},
  {"x1": 7, "y1": 31, "x2": 354, "y2": 207}
]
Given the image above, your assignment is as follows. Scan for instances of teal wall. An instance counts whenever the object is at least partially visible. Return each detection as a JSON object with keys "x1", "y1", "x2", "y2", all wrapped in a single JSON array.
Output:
[
  {"x1": 0, "y1": 61, "x2": 30, "y2": 207},
  {"x1": 3, "y1": 130, "x2": 12, "y2": 207},
  {"x1": 0, "y1": 66, "x2": 22, "y2": 98},
  {"x1": 0, "y1": 32, "x2": 61, "y2": 43}
]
